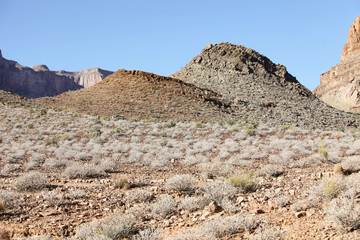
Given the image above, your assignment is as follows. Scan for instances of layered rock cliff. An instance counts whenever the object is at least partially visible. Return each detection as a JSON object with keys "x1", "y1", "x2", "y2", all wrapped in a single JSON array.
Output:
[
  {"x1": 313, "y1": 16, "x2": 360, "y2": 111},
  {"x1": 172, "y1": 42, "x2": 357, "y2": 128},
  {"x1": 0, "y1": 50, "x2": 113, "y2": 98}
]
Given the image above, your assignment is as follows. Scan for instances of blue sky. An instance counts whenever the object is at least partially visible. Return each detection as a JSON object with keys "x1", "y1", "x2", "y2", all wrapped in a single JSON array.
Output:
[{"x1": 0, "y1": 0, "x2": 359, "y2": 91}]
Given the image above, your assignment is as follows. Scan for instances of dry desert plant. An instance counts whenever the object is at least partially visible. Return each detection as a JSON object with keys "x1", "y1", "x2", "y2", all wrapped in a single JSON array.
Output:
[
  {"x1": 151, "y1": 194, "x2": 176, "y2": 218},
  {"x1": 165, "y1": 174, "x2": 197, "y2": 193},
  {"x1": 13, "y1": 171, "x2": 49, "y2": 191}
]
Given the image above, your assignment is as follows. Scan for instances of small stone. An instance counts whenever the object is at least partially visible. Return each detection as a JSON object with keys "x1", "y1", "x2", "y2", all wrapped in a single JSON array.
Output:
[
  {"x1": 208, "y1": 201, "x2": 223, "y2": 214},
  {"x1": 255, "y1": 209, "x2": 265, "y2": 214},
  {"x1": 295, "y1": 211, "x2": 307, "y2": 218},
  {"x1": 289, "y1": 189, "x2": 295, "y2": 195},
  {"x1": 237, "y1": 196, "x2": 245, "y2": 204}
]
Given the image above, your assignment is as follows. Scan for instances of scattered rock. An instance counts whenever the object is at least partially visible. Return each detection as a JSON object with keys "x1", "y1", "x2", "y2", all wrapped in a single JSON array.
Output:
[{"x1": 295, "y1": 211, "x2": 307, "y2": 218}]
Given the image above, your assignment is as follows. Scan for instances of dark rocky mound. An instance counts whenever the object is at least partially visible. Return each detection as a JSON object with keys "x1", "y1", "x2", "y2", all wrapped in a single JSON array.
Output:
[
  {"x1": 35, "y1": 69, "x2": 233, "y2": 122},
  {"x1": 172, "y1": 42, "x2": 357, "y2": 129}
]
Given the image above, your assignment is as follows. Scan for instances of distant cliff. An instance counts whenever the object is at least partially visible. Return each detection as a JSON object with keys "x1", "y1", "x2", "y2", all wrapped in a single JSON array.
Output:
[
  {"x1": 313, "y1": 16, "x2": 360, "y2": 111},
  {"x1": 0, "y1": 50, "x2": 113, "y2": 98}
]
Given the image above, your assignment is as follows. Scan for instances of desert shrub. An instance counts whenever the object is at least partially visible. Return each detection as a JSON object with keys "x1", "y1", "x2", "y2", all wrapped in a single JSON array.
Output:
[
  {"x1": 165, "y1": 174, "x2": 197, "y2": 192},
  {"x1": 1, "y1": 164, "x2": 21, "y2": 175},
  {"x1": 253, "y1": 225, "x2": 285, "y2": 240},
  {"x1": 179, "y1": 196, "x2": 208, "y2": 212},
  {"x1": 113, "y1": 175, "x2": 131, "y2": 189},
  {"x1": 13, "y1": 172, "x2": 49, "y2": 191},
  {"x1": 68, "y1": 189, "x2": 85, "y2": 200},
  {"x1": 164, "y1": 119, "x2": 177, "y2": 128},
  {"x1": 198, "y1": 181, "x2": 237, "y2": 203},
  {"x1": 200, "y1": 215, "x2": 260, "y2": 239},
  {"x1": 42, "y1": 158, "x2": 67, "y2": 169},
  {"x1": 257, "y1": 164, "x2": 284, "y2": 178},
  {"x1": 151, "y1": 194, "x2": 176, "y2": 218},
  {"x1": 44, "y1": 136, "x2": 60, "y2": 147},
  {"x1": 76, "y1": 214, "x2": 136, "y2": 239},
  {"x1": 100, "y1": 158, "x2": 116, "y2": 173},
  {"x1": 62, "y1": 162, "x2": 104, "y2": 179},
  {"x1": 133, "y1": 228, "x2": 162, "y2": 240},
  {"x1": 341, "y1": 157, "x2": 360, "y2": 174},
  {"x1": 125, "y1": 189, "x2": 153, "y2": 203},
  {"x1": 326, "y1": 197, "x2": 360, "y2": 231},
  {"x1": 228, "y1": 170, "x2": 257, "y2": 193},
  {"x1": 198, "y1": 161, "x2": 234, "y2": 179},
  {"x1": 42, "y1": 191, "x2": 63, "y2": 206},
  {"x1": 0, "y1": 190, "x2": 20, "y2": 210}
]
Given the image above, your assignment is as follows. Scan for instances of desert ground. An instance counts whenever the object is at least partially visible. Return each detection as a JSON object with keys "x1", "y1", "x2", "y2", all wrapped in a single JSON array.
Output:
[{"x1": 1, "y1": 102, "x2": 360, "y2": 240}]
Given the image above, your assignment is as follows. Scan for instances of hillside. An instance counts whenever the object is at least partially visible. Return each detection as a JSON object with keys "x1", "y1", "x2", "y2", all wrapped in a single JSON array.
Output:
[
  {"x1": 172, "y1": 42, "x2": 358, "y2": 129},
  {"x1": 35, "y1": 69, "x2": 233, "y2": 122}
]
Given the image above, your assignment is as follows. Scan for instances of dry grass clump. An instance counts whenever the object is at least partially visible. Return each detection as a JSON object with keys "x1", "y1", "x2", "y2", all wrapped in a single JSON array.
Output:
[
  {"x1": 228, "y1": 170, "x2": 257, "y2": 193},
  {"x1": 319, "y1": 176, "x2": 345, "y2": 201},
  {"x1": 13, "y1": 171, "x2": 49, "y2": 191},
  {"x1": 113, "y1": 175, "x2": 131, "y2": 189},
  {"x1": 165, "y1": 174, "x2": 197, "y2": 193}
]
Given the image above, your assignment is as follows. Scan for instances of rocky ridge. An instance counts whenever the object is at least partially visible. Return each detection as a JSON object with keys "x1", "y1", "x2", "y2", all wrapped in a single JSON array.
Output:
[
  {"x1": 0, "y1": 50, "x2": 113, "y2": 98},
  {"x1": 172, "y1": 42, "x2": 357, "y2": 128},
  {"x1": 313, "y1": 16, "x2": 360, "y2": 111}
]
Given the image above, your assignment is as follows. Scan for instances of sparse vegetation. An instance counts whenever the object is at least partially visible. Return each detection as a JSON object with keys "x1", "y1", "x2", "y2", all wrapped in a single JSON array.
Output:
[
  {"x1": 228, "y1": 170, "x2": 257, "y2": 193},
  {"x1": 326, "y1": 197, "x2": 360, "y2": 231},
  {"x1": 165, "y1": 174, "x2": 197, "y2": 192},
  {"x1": 1, "y1": 99, "x2": 360, "y2": 239},
  {"x1": 151, "y1": 194, "x2": 176, "y2": 218},
  {"x1": 113, "y1": 174, "x2": 131, "y2": 189},
  {"x1": 13, "y1": 172, "x2": 49, "y2": 191}
]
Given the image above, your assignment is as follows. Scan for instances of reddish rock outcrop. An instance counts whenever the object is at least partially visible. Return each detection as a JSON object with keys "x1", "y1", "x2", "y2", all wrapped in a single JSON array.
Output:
[
  {"x1": 342, "y1": 16, "x2": 360, "y2": 61},
  {"x1": 313, "y1": 16, "x2": 360, "y2": 111},
  {"x1": 0, "y1": 50, "x2": 113, "y2": 98}
]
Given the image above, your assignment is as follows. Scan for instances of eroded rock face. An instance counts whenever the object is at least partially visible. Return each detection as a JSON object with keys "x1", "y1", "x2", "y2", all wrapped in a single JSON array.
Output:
[
  {"x1": 0, "y1": 51, "x2": 113, "y2": 98},
  {"x1": 342, "y1": 16, "x2": 360, "y2": 61},
  {"x1": 171, "y1": 42, "x2": 357, "y2": 128},
  {"x1": 313, "y1": 16, "x2": 360, "y2": 111}
]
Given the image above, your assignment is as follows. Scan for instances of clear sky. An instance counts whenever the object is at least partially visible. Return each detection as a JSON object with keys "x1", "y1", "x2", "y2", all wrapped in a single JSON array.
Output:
[{"x1": 0, "y1": 0, "x2": 359, "y2": 91}]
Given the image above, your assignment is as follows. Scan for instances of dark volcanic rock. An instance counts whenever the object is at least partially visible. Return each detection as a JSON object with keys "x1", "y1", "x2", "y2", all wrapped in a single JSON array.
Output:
[
  {"x1": 171, "y1": 42, "x2": 357, "y2": 128},
  {"x1": 0, "y1": 50, "x2": 113, "y2": 98}
]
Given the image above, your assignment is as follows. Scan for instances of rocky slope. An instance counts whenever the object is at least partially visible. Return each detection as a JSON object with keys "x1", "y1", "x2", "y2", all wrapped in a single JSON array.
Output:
[
  {"x1": 0, "y1": 50, "x2": 113, "y2": 98},
  {"x1": 171, "y1": 42, "x2": 357, "y2": 128},
  {"x1": 313, "y1": 16, "x2": 360, "y2": 111},
  {"x1": 35, "y1": 69, "x2": 233, "y2": 122}
]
